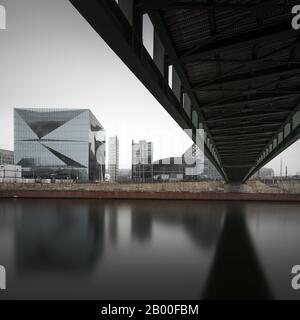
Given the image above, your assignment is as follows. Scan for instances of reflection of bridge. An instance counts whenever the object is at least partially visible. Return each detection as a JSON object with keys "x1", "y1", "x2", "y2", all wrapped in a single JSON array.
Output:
[
  {"x1": 204, "y1": 203, "x2": 271, "y2": 299},
  {"x1": 0, "y1": 199, "x2": 276, "y2": 299},
  {"x1": 70, "y1": 0, "x2": 300, "y2": 184},
  {"x1": 129, "y1": 201, "x2": 271, "y2": 299}
]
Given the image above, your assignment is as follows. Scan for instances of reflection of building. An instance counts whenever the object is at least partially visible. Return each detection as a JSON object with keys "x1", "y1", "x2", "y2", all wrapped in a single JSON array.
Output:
[
  {"x1": 15, "y1": 202, "x2": 105, "y2": 272},
  {"x1": 131, "y1": 207, "x2": 153, "y2": 243},
  {"x1": 153, "y1": 145, "x2": 204, "y2": 182},
  {"x1": 108, "y1": 136, "x2": 119, "y2": 182},
  {"x1": 132, "y1": 140, "x2": 153, "y2": 183},
  {"x1": 14, "y1": 108, "x2": 105, "y2": 182},
  {"x1": 0, "y1": 149, "x2": 14, "y2": 165}
]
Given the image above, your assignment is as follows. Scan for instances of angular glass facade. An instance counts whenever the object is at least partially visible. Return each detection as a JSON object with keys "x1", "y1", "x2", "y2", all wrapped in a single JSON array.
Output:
[{"x1": 14, "y1": 108, "x2": 106, "y2": 182}]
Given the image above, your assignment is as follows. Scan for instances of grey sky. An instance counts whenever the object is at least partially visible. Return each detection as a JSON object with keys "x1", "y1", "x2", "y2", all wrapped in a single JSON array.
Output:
[{"x1": 0, "y1": 0, "x2": 299, "y2": 174}]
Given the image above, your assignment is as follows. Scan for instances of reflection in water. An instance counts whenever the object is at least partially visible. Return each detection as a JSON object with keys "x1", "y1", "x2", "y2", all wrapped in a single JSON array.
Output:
[
  {"x1": 0, "y1": 199, "x2": 299, "y2": 299},
  {"x1": 131, "y1": 207, "x2": 153, "y2": 243},
  {"x1": 130, "y1": 201, "x2": 225, "y2": 249},
  {"x1": 15, "y1": 202, "x2": 105, "y2": 272},
  {"x1": 246, "y1": 203, "x2": 300, "y2": 300},
  {"x1": 204, "y1": 203, "x2": 271, "y2": 300},
  {"x1": 107, "y1": 204, "x2": 118, "y2": 245}
]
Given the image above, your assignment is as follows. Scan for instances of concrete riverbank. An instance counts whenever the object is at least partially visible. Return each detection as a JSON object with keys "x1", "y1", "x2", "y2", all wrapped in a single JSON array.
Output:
[
  {"x1": 0, "y1": 181, "x2": 224, "y2": 193},
  {"x1": 1, "y1": 181, "x2": 300, "y2": 201}
]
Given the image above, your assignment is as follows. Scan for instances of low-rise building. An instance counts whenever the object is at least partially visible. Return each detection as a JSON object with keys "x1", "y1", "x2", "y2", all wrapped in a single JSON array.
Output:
[
  {"x1": 0, "y1": 149, "x2": 14, "y2": 165},
  {"x1": 254, "y1": 167, "x2": 275, "y2": 179},
  {"x1": 0, "y1": 164, "x2": 22, "y2": 183},
  {"x1": 153, "y1": 145, "x2": 204, "y2": 182}
]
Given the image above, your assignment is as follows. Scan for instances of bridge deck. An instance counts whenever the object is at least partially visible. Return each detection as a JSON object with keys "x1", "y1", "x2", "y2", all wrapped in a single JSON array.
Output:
[{"x1": 70, "y1": 0, "x2": 300, "y2": 182}]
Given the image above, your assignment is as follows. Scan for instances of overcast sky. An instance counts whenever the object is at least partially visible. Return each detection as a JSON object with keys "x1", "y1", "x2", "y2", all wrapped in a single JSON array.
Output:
[{"x1": 0, "y1": 0, "x2": 299, "y2": 174}]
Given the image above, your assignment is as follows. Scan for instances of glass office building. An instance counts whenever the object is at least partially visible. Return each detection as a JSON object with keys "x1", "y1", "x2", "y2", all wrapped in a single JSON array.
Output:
[
  {"x1": 108, "y1": 136, "x2": 119, "y2": 182},
  {"x1": 132, "y1": 140, "x2": 153, "y2": 183},
  {"x1": 14, "y1": 108, "x2": 106, "y2": 182}
]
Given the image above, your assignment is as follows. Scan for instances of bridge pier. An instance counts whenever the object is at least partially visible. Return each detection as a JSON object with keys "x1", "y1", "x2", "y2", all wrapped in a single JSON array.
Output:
[{"x1": 224, "y1": 183, "x2": 250, "y2": 193}]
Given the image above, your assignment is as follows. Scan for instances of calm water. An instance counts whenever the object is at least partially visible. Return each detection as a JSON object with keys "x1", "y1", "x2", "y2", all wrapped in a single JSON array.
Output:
[{"x1": 0, "y1": 199, "x2": 300, "y2": 300}]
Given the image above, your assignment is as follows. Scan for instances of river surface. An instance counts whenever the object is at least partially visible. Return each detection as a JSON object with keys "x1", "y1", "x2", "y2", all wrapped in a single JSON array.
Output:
[{"x1": 0, "y1": 199, "x2": 299, "y2": 300}]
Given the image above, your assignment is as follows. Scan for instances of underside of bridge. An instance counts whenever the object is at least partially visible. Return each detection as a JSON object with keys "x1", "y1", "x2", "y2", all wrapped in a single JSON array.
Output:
[{"x1": 70, "y1": 0, "x2": 300, "y2": 183}]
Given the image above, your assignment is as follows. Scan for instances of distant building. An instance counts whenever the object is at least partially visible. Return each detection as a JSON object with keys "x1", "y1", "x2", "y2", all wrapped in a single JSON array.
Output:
[
  {"x1": 0, "y1": 149, "x2": 14, "y2": 165},
  {"x1": 202, "y1": 158, "x2": 222, "y2": 180},
  {"x1": 254, "y1": 167, "x2": 275, "y2": 179},
  {"x1": 153, "y1": 145, "x2": 223, "y2": 182},
  {"x1": 153, "y1": 145, "x2": 204, "y2": 182},
  {"x1": 108, "y1": 136, "x2": 119, "y2": 182},
  {"x1": 132, "y1": 142, "x2": 222, "y2": 183},
  {"x1": 118, "y1": 169, "x2": 132, "y2": 183},
  {"x1": 132, "y1": 140, "x2": 153, "y2": 183},
  {"x1": 0, "y1": 164, "x2": 22, "y2": 183},
  {"x1": 14, "y1": 108, "x2": 106, "y2": 182}
]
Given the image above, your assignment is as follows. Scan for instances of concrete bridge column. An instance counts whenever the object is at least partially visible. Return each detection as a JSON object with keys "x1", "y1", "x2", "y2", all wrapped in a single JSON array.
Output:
[{"x1": 224, "y1": 183, "x2": 251, "y2": 193}]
